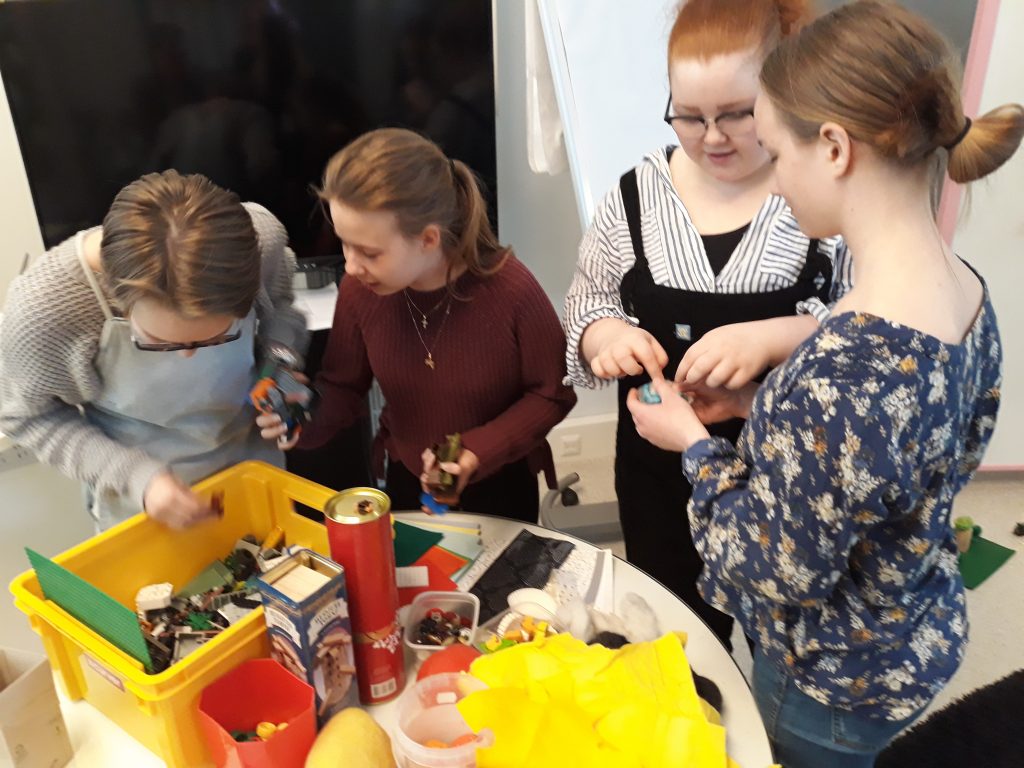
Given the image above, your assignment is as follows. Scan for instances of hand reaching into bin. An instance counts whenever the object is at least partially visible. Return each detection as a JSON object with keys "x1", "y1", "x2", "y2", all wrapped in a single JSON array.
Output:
[{"x1": 143, "y1": 470, "x2": 221, "y2": 529}]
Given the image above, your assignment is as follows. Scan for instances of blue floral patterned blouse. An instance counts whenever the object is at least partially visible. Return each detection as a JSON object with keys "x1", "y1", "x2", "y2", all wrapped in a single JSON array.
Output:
[{"x1": 682, "y1": 286, "x2": 1002, "y2": 721}]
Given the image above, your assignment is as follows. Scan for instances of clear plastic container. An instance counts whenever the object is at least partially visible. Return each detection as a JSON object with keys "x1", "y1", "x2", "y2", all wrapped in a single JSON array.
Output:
[
  {"x1": 475, "y1": 601, "x2": 563, "y2": 651},
  {"x1": 394, "y1": 672, "x2": 493, "y2": 768},
  {"x1": 404, "y1": 591, "x2": 480, "y2": 658}
]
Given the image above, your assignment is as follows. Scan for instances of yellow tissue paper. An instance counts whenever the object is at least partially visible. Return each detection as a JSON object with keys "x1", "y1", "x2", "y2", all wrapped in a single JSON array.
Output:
[{"x1": 457, "y1": 632, "x2": 741, "y2": 768}]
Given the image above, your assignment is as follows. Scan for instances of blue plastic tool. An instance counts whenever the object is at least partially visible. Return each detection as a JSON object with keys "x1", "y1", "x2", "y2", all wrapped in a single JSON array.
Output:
[
  {"x1": 638, "y1": 382, "x2": 662, "y2": 404},
  {"x1": 419, "y1": 491, "x2": 449, "y2": 516}
]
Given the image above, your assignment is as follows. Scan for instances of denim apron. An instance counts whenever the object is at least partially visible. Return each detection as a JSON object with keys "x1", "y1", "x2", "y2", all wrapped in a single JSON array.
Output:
[{"x1": 76, "y1": 230, "x2": 280, "y2": 528}]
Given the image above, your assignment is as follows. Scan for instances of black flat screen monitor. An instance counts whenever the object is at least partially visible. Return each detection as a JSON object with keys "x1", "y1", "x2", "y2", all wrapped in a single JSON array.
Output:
[{"x1": 0, "y1": 0, "x2": 497, "y2": 259}]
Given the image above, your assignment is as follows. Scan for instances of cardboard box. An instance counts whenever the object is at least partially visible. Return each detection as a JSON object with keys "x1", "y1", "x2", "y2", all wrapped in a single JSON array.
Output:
[
  {"x1": 0, "y1": 648, "x2": 73, "y2": 768},
  {"x1": 258, "y1": 550, "x2": 359, "y2": 725}
]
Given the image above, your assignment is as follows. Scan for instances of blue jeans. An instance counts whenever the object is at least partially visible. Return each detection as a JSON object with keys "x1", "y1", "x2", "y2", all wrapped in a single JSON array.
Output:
[{"x1": 752, "y1": 651, "x2": 922, "y2": 768}]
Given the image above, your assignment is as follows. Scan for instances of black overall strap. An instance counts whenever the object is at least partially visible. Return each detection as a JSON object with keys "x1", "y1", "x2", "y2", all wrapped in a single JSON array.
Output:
[
  {"x1": 620, "y1": 168, "x2": 646, "y2": 264},
  {"x1": 619, "y1": 168, "x2": 649, "y2": 316}
]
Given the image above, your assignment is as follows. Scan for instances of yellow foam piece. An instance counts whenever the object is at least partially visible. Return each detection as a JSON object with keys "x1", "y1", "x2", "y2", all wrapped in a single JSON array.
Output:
[{"x1": 457, "y1": 632, "x2": 743, "y2": 768}]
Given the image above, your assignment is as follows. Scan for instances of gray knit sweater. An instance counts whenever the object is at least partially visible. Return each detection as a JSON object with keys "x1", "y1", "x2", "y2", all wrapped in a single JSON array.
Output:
[{"x1": 0, "y1": 202, "x2": 308, "y2": 505}]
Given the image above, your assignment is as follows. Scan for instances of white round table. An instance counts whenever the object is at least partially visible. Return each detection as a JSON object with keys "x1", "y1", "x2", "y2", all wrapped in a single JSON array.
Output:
[{"x1": 52, "y1": 512, "x2": 774, "y2": 767}]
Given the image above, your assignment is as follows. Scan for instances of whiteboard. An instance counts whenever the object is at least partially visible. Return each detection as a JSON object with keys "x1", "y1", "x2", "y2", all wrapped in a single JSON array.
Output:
[{"x1": 538, "y1": 0, "x2": 678, "y2": 229}]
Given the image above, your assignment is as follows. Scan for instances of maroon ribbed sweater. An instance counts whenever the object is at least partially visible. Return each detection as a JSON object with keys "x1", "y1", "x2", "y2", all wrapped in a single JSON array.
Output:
[{"x1": 297, "y1": 255, "x2": 577, "y2": 481}]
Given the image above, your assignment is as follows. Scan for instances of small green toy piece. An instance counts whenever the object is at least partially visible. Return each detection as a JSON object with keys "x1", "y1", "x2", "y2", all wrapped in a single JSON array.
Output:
[
  {"x1": 425, "y1": 433, "x2": 462, "y2": 505},
  {"x1": 435, "y1": 433, "x2": 462, "y2": 490},
  {"x1": 187, "y1": 612, "x2": 215, "y2": 631},
  {"x1": 954, "y1": 516, "x2": 976, "y2": 554}
]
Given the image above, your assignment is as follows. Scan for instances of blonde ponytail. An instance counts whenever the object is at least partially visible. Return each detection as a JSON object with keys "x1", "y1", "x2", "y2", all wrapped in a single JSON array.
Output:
[
  {"x1": 947, "y1": 105, "x2": 1024, "y2": 184},
  {"x1": 449, "y1": 159, "x2": 507, "y2": 283},
  {"x1": 761, "y1": 1, "x2": 1024, "y2": 185}
]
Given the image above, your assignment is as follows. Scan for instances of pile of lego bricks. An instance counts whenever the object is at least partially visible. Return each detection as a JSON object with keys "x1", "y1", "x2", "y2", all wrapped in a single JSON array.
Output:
[{"x1": 134, "y1": 527, "x2": 293, "y2": 673}]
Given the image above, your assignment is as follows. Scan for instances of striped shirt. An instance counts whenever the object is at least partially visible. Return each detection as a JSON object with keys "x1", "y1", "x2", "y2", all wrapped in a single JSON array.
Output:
[{"x1": 563, "y1": 147, "x2": 854, "y2": 388}]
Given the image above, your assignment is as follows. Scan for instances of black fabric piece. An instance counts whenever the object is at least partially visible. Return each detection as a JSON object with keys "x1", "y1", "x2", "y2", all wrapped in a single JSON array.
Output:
[
  {"x1": 702, "y1": 225, "x2": 749, "y2": 276},
  {"x1": 614, "y1": 167, "x2": 832, "y2": 650},
  {"x1": 469, "y1": 529, "x2": 574, "y2": 623},
  {"x1": 692, "y1": 672, "x2": 723, "y2": 714},
  {"x1": 590, "y1": 631, "x2": 629, "y2": 649}
]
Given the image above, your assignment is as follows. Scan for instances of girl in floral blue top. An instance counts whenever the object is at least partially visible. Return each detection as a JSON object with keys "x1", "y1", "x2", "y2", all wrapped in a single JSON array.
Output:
[{"x1": 629, "y1": 2, "x2": 1023, "y2": 767}]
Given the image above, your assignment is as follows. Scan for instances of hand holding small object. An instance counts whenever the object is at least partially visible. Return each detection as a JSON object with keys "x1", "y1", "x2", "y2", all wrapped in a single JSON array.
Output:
[
  {"x1": 253, "y1": 369, "x2": 312, "y2": 450},
  {"x1": 420, "y1": 435, "x2": 479, "y2": 511},
  {"x1": 678, "y1": 380, "x2": 759, "y2": 424},
  {"x1": 626, "y1": 379, "x2": 709, "y2": 453}
]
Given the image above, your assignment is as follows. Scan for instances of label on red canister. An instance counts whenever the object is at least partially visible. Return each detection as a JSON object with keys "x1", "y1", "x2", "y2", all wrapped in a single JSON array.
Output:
[
  {"x1": 354, "y1": 616, "x2": 404, "y2": 703},
  {"x1": 325, "y1": 487, "x2": 406, "y2": 703}
]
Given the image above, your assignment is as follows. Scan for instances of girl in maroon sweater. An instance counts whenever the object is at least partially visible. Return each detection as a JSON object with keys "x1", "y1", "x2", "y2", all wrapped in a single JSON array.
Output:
[{"x1": 260, "y1": 128, "x2": 576, "y2": 520}]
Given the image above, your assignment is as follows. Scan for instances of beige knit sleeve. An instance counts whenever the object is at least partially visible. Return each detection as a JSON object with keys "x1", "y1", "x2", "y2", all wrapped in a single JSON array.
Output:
[
  {"x1": 0, "y1": 262, "x2": 166, "y2": 505},
  {"x1": 245, "y1": 203, "x2": 309, "y2": 362}
]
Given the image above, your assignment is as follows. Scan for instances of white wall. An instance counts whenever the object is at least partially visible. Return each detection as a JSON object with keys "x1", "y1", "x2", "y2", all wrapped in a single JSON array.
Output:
[
  {"x1": 0, "y1": 71, "x2": 44, "y2": 297},
  {"x1": 493, "y1": 0, "x2": 615, "y2": 422},
  {"x1": 950, "y1": 0, "x2": 1024, "y2": 468}
]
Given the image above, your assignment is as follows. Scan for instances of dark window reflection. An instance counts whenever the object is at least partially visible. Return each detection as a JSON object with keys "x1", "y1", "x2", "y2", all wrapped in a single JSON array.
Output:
[{"x1": 0, "y1": 0, "x2": 497, "y2": 258}]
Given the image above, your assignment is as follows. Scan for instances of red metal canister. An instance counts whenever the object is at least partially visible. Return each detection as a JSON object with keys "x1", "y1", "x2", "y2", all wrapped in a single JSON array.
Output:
[{"x1": 324, "y1": 487, "x2": 405, "y2": 704}]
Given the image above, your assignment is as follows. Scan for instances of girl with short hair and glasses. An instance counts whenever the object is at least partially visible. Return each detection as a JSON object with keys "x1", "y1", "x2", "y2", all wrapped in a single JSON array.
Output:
[
  {"x1": 0, "y1": 170, "x2": 307, "y2": 530},
  {"x1": 630, "y1": 1, "x2": 1021, "y2": 764},
  {"x1": 563, "y1": 0, "x2": 852, "y2": 651},
  {"x1": 262, "y1": 128, "x2": 575, "y2": 521}
]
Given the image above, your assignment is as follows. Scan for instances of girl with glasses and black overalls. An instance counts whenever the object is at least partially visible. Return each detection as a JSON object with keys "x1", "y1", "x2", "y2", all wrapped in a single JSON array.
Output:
[{"x1": 563, "y1": 0, "x2": 851, "y2": 651}]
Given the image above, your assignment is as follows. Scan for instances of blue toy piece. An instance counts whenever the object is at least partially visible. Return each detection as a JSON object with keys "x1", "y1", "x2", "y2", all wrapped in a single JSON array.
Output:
[
  {"x1": 420, "y1": 491, "x2": 449, "y2": 516},
  {"x1": 638, "y1": 382, "x2": 662, "y2": 404}
]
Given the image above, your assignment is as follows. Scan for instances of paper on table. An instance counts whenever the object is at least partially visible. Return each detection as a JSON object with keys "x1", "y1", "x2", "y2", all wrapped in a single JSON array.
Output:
[
  {"x1": 585, "y1": 549, "x2": 615, "y2": 614},
  {"x1": 292, "y1": 284, "x2": 339, "y2": 332}
]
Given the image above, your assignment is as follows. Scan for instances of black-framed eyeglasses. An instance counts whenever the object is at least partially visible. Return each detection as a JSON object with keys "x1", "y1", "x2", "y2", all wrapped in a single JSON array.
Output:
[
  {"x1": 663, "y1": 97, "x2": 756, "y2": 139},
  {"x1": 127, "y1": 319, "x2": 243, "y2": 352}
]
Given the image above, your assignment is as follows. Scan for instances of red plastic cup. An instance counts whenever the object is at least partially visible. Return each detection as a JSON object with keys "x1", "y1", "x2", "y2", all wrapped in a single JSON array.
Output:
[{"x1": 198, "y1": 658, "x2": 317, "y2": 768}]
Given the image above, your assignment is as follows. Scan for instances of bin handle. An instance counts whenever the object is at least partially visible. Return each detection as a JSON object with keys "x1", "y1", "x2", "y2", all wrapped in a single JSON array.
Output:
[{"x1": 228, "y1": 460, "x2": 337, "y2": 513}]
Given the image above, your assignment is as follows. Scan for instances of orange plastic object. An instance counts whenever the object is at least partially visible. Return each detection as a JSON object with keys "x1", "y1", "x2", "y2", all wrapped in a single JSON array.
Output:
[
  {"x1": 417, "y1": 644, "x2": 482, "y2": 682},
  {"x1": 198, "y1": 658, "x2": 316, "y2": 768}
]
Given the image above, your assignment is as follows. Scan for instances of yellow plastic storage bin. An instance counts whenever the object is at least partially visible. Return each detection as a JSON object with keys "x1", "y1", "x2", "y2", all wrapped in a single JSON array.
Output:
[{"x1": 10, "y1": 461, "x2": 337, "y2": 768}]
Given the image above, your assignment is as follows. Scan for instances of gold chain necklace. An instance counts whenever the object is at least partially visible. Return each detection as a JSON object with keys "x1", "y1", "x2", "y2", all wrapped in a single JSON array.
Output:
[
  {"x1": 403, "y1": 290, "x2": 450, "y2": 329},
  {"x1": 404, "y1": 292, "x2": 453, "y2": 369}
]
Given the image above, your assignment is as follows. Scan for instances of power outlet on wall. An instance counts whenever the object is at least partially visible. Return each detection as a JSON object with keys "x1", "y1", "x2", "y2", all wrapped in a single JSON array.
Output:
[{"x1": 560, "y1": 434, "x2": 582, "y2": 458}]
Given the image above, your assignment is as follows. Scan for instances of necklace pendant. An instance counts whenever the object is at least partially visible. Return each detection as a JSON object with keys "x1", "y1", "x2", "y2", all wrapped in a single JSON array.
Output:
[
  {"x1": 421, "y1": 318, "x2": 428, "y2": 329},
  {"x1": 425, "y1": 354, "x2": 435, "y2": 369}
]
